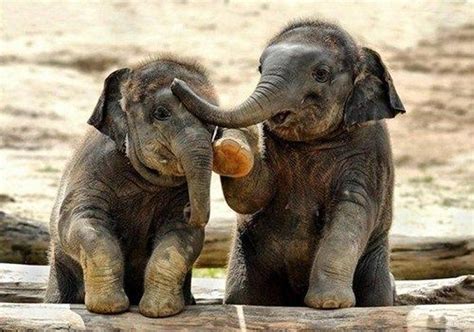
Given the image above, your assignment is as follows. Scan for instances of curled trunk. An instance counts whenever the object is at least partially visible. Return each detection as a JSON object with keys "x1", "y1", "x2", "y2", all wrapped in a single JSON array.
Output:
[{"x1": 171, "y1": 76, "x2": 289, "y2": 128}]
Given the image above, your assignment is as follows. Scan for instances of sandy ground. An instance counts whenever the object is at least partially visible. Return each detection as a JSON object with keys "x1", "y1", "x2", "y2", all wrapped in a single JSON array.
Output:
[{"x1": 1, "y1": 1, "x2": 473, "y2": 238}]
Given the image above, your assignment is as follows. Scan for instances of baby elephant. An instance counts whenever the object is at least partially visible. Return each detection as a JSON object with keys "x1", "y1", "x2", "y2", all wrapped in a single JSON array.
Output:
[
  {"x1": 172, "y1": 19, "x2": 405, "y2": 308},
  {"x1": 44, "y1": 56, "x2": 217, "y2": 317}
]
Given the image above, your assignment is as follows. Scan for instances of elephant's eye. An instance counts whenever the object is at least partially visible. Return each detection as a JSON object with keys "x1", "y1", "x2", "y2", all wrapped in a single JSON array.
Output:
[
  {"x1": 152, "y1": 106, "x2": 171, "y2": 121},
  {"x1": 313, "y1": 66, "x2": 330, "y2": 83},
  {"x1": 258, "y1": 65, "x2": 262, "y2": 73}
]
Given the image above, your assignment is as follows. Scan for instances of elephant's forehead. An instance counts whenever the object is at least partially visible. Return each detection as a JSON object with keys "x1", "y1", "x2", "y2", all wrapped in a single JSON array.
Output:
[
  {"x1": 124, "y1": 75, "x2": 173, "y2": 103},
  {"x1": 124, "y1": 70, "x2": 216, "y2": 106},
  {"x1": 261, "y1": 43, "x2": 340, "y2": 66},
  {"x1": 152, "y1": 89, "x2": 181, "y2": 107}
]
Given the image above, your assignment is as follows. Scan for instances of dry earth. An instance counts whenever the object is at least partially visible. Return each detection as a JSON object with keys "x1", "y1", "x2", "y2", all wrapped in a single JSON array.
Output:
[{"x1": 0, "y1": 1, "x2": 473, "y2": 240}]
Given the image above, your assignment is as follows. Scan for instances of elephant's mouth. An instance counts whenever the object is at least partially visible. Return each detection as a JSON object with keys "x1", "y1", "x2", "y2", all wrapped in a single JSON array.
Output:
[
  {"x1": 153, "y1": 144, "x2": 186, "y2": 176},
  {"x1": 270, "y1": 110, "x2": 294, "y2": 126},
  {"x1": 127, "y1": 135, "x2": 185, "y2": 187}
]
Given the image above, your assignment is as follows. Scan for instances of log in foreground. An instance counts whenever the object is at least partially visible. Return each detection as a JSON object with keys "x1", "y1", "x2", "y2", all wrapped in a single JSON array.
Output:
[
  {"x1": 0, "y1": 264, "x2": 473, "y2": 306},
  {"x1": 1, "y1": 211, "x2": 473, "y2": 279},
  {"x1": 0, "y1": 303, "x2": 473, "y2": 330}
]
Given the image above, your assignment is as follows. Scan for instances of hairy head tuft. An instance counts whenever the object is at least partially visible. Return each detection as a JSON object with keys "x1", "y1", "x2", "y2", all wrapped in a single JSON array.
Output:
[
  {"x1": 268, "y1": 18, "x2": 361, "y2": 71},
  {"x1": 124, "y1": 53, "x2": 217, "y2": 105}
]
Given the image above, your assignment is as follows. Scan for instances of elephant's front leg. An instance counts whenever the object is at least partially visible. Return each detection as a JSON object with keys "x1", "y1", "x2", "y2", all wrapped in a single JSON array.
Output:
[
  {"x1": 64, "y1": 217, "x2": 129, "y2": 313},
  {"x1": 139, "y1": 222, "x2": 204, "y2": 318},
  {"x1": 215, "y1": 126, "x2": 275, "y2": 214},
  {"x1": 305, "y1": 194, "x2": 373, "y2": 309}
]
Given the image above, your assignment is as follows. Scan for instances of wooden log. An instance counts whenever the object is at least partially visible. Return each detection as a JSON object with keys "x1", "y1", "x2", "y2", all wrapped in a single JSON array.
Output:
[
  {"x1": 0, "y1": 263, "x2": 225, "y2": 305},
  {"x1": 396, "y1": 275, "x2": 474, "y2": 305},
  {"x1": 0, "y1": 210, "x2": 232, "y2": 267},
  {"x1": 1, "y1": 211, "x2": 473, "y2": 279},
  {"x1": 0, "y1": 264, "x2": 472, "y2": 306},
  {"x1": 0, "y1": 302, "x2": 472, "y2": 330},
  {"x1": 390, "y1": 235, "x2": 474, "y2": 279},
  {"x1": 0, "y1": 264, "x2": 48, "y2": 303},
  {"x1": 0, "y1": 211, "x2": 49, "y2": 265}
]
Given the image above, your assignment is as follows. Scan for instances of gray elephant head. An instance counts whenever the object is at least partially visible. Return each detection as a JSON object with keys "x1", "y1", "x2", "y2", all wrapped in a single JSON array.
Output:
[
  {"x1": 171, "y1": 20, "x2": 405, "y2": 141},
  {"x1": 88, "y1": 58, "x2": 217, "y2": 226}
]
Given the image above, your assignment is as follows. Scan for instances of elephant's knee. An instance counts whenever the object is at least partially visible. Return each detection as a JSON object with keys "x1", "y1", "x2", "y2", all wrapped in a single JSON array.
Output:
[{"x1": 66, "y1": 221, "x2": 120, "y2": 258}]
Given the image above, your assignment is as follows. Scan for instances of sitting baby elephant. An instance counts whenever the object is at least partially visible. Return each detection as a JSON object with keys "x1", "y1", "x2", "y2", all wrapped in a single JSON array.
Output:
[
  {"x1": 44, "y1": 56, "x2": 217, "y2": 317},
  {"x1": 171, "y1": 19, "x2": 405, "y2": 308}
]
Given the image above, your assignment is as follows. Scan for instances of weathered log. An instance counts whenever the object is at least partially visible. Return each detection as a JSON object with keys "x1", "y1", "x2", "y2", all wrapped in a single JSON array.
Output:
[
  {"x1": 0, "y1": 264, "x2": 48, "y2": 303},
  {"x1": 390, "y1": 235, "x2": 474, "y2": 279},
  {"x1": 0, "y1": 210, "x2": 232, "y2": 268},
  {"x1": 0, "y1": 302, "x2": 472, "y2": 330},
  {"x1": 0, "y1": 211, "x2": 50, "y2": 265},
  {"x1": 396, "y1": 275, "x2": 474, "y2": 305},
  {"x1": 0, "y1": 264, "x2": 473, "y2": 306},
  {"x1": 0, "y1": 263, "x2": 225, "y2": 305},
  {"x1": 1, "y1": 211, "x2": 473, "y2": 279}
]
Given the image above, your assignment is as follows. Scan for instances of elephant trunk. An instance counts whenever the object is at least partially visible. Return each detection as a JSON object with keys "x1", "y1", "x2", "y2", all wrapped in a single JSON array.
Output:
[
  {"x1": 171, "y1": 73, "x2": 292, "y2": 128},
  {"x1": 172, "y1": 129, "x2": 213, "y2": 227}
]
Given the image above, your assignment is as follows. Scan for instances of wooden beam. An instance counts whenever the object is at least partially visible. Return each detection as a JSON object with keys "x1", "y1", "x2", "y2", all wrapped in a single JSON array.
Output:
[
  {"x1": 390, "y1": 235, "x2": 474, "y2": 279},
  {"x1": 0, "y1": 210, "x2": 233, "y2": 268},
  {"x1": 0, "y1": 302, "x2": 472, "y2": 330},
  {"x1": 0, "y1": 264, "x2": 48, "y2": 303},
  {"x1": 396, "y1": 275, "x2": 474, "y2": 305},
  {"x1": 0, "y1": 212, "x2": 49, "y2": 265},
  {"x1": 0, "y1": 263, "x2": 225, "y2": 305},
  {"x1": 0, "y1": 264, "x2": 472, "y2": 306},
  {"x1": 1, "y1": 212, "x2": 473, "y2": 279}
]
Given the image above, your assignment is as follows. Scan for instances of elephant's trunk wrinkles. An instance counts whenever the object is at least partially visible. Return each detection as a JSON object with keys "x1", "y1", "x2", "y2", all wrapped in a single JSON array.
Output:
[
  {"x1": 172, "y1": 129, "x2": 213, "y2": 227},
  {"x1": 171, "y1": 73, "x2": 292, "y2": 128}
]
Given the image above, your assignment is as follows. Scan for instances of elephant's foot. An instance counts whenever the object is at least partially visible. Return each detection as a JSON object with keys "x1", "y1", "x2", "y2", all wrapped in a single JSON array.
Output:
[
  {"x1": 85, "y1": 286, "x2": 129, "y2": 314},
  {"x1": 213, "y1": 137, "x2": 254, "y2": 177},
  {"x1": 139, "y1": 289, "x2": 185, "y2": 318},
  {"x1": 304, "y1": 284, "x2": 355, "y2": 309}
]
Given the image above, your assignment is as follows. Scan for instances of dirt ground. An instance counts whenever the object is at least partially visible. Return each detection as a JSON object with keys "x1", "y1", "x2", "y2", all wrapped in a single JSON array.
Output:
[{"x1": 1, "y1": 1, "x2": 473, "y2": 238}]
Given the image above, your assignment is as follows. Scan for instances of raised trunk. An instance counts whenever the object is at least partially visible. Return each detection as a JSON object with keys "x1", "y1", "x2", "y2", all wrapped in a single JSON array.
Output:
[
  {"x1": 171, "y1": 75, "x2": 289, "y2": 128},
  {"x1": 173, "y1": 129, "x2": 213, "y2": 227}
]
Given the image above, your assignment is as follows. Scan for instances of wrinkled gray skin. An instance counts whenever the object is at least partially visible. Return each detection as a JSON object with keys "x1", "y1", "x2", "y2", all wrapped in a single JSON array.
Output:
[
  {"x1": 44, "y1": 57, "x2": 217, "y2": 317},
  {"x1": 172, "y1": 20, "x2": 405, "y2": 308}
]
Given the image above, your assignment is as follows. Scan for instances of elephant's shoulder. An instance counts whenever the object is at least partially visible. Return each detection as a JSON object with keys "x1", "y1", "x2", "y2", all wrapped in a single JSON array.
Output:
[
  {"x1": 350, "y1": 121, "x2": 391, "y2": 152},
  {"x1": 60, "y1": 131, "x2": 130, "y2": 196}
]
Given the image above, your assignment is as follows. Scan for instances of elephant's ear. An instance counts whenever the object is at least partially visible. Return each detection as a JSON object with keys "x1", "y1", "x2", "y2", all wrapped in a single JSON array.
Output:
[
  {"x1": 87, "y1": 68, "x2": 131, "y2": 150},
  {"x1": 344, "y1": 47, "x2": 405, "y2": 128}
]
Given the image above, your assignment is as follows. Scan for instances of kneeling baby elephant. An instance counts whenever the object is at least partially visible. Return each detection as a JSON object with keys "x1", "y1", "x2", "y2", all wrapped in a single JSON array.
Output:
[
  {"x1": 172, "y1": 19, "x2": 405, "y2": 309},
  {"x1": 44, "y1": 56, "x2": 217, "y2": 317}
]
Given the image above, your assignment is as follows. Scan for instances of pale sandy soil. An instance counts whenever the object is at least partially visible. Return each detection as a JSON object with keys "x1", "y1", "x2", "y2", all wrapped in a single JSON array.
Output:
[{"x1": 1, "y1": 1, "x2": 473, "y2": 238}]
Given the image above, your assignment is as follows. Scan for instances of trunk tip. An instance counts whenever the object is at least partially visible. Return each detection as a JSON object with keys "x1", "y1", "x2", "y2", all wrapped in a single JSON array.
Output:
[{"x1": 170, "y1": 78, "x2": 187, "y2": 94}]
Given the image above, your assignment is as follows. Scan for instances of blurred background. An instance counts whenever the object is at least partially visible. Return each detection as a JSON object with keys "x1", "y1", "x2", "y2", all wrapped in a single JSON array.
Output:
[{"x1": 0, "y1": 1, "x2": 473, "y2": 276}]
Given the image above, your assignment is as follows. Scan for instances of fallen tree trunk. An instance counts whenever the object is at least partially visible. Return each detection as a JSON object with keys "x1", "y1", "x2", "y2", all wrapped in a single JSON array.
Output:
[
  {"x1": 0, "y1": 263, "x2": 226, "y2": 305},
  {"x1": 0, "y1": 264, "x2": 472, "y2": 306},
  {"x1": 0, "y1": 302, "x2": 472, "y2": 330},
  {"x1": 390, "y1": 235, "x2": 474, "y2": 279},
  {"x1": 0, "y1": 210, "x2": 232, "y2": 268},
  {"x1": 396, "y1": 275, "x2": 474, "y2": 305},
  {"x1": 0, "y1": 212, "x2": 50, "y2": 265},
  {"x1": 1, "y1": 212, "x2": 473, "y2": 279}
]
